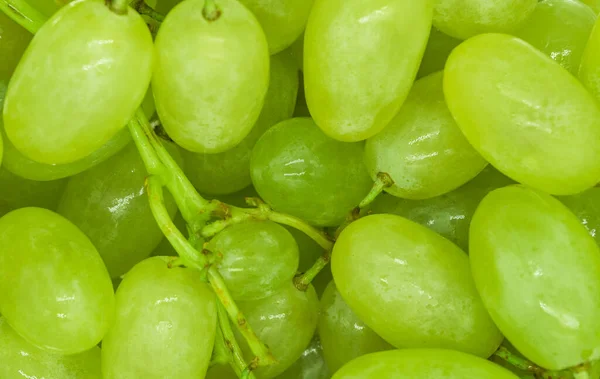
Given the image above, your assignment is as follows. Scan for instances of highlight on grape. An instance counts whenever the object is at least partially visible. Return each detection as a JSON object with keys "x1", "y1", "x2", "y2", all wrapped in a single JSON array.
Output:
[{"x1": 0, "y1": 0, "x2": 600, "y2": 378}]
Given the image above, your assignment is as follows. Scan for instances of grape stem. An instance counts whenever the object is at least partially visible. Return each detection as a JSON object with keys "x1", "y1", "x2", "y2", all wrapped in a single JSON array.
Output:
[
  {"x1": 202, "y1": 0, "x2": 221, "y2": 21},
  {"x1": 0, "y1": 0, "x2": 46, "y2": 33},
  {"x1": 493, "y1": 346, "x2": 591, "y2": 379},
  {"x1": 130, "y1": 0, "x2": 165, "y2": 22},
  {"x1": 107, "y1": 0, "x2": 129, "y2": 15},
  {"x1": 217, "y1": 302, "x2": 258, "y2": 379}
]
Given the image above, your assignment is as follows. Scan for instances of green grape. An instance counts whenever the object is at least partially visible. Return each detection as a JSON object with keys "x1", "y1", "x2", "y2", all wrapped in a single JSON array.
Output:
[
  {"x1": 560, "y1": 187, "x2": 600, "y2": 246},
  {"x1": 433, "y1": 0, "x2": 537, "y2": 40},
  {"x1": 368, "y1": 166, "x2": 515, "y2": 252},
  {"x1": 207, "y1": 221, "x2": 300, "y2": 300},
  {"x1": 58, "y1": 143, "x2": 180, "y2": 279},
  {"x1": 153, "y1": 0, "x2": 269, "y2": 154},
  {"x1": 287, "y1": 33, "x2": 304, "y2": 72},
  {"x1": 331, "y1": 349, "x2": 520, "y2": 379},
  {"x1": 155, "y1": 0, "x2": 182, "y2": 15},
  {"x1": 303, "y1": 0, "x2": 433, "y2": 142},
  {"x1": 0, "y1": 317, "x2": 102, "y2": 379},
  {"x1": 0, "y1": 167, "x2": 66, "y2": 217},
  {"x1": 237, "y1": 282, "x2": 320, "y2": 378},
  {"x1": 238, "y1": 0, "x2": 314, "y2": 54},
  {"x1": 182, "y1": 53, "x2": 298, "y2": 195},
  {"x1": 205, "y1": 364, "x2": 236, "y2": 379},
  {"x1": 417, "y1": 27, "x2": 461, "y2": 79},
  {"x1": 365, "y1": 71, "x2": 487, "y2": 200},
  {"x1": 319, "y1": 281, "x2": 393, "y2": 373},
  {"x1": 515, "y1": 0, "x2": 596, "y2": 75},
  {"x1": 101, "y1": 257, "x2": 217, "y2": 379},
  {"x1": 445, "y1": 33, "x2": 600, "y2": 195},
  {"x1": 331, "y1": 214, "x2": 503, "y2": 357},
  {"x1": 580, "y1": 0, "x2": 600, "y2": 12},
  {"x1": 3, "y1": 0, "x2": 153, "y2": 165},
  {"x1": 26, "y1": 0, "x2": 62, "y2": 17},
  {"x1": 470, "y1": 185, "x2": 600, "y2": 370},
  {"x1": 0, "y1": 207, "x2": 114, "y2": 354},
  {"x1": 0, "y1": 12, "x2": 32, "y2": 80},
  {"x1": 274, "y1": 336, "x2": 330, "y2": 379},
  {"x1": 579, "y1": 16, "x2": 600, "y2": 103},
  {"x1": 250, "y1": 117, "x2": 372, "y2": 226}
]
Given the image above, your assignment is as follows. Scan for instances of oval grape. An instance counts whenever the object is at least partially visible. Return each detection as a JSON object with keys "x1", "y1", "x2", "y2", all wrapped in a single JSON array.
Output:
[{"x1": 579, "y1": 14, "x2": 600, "y2": 103}]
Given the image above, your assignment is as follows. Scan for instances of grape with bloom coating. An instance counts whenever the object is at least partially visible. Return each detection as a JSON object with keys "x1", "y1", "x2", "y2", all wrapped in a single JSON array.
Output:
[
  {"x1": 3, "y1": 0, "x2": 153, "y2": 164},
  {"x1": 445, "y1": 33, "x2": 600, "y2": 195},
  {"x1": 153, "y1": 0, "x2": 269, "y2": 154},
  {"x1": 304, "y1": 0, "x2": 433, "y2": 142},
  {"x1": 0, "y1": 207, "x2": 114, "y2": 354}
]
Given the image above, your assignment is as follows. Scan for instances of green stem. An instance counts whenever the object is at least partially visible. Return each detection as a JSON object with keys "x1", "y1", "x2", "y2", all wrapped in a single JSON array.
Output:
[
  {"x1": 207, "y1": 266, "x2": 276, "y2": 368},
  {"x1": 293, "y1": 254, "x2": 330, "y2": 291},
  {"x1": 130, "y1": 0, "x2": 165, "y2": 22},
  {"x1": 217, "y1": 302, "x2": 257, "y2": 379},
  {"x1": 492, "y1": 346, "x2": 574, "y2": 379},
  {"x1": 108, "y1": 0, "x2": 129, "y2": 15},
  {"x1": 0, "y1": 0, "x2": 46, "y2": 34},
  {"x1": 202, "y1": 0, "x2": 221, "y2": 21},
  {"x1": 210, "y1": 326, "x2": 230, "y2": 367}
]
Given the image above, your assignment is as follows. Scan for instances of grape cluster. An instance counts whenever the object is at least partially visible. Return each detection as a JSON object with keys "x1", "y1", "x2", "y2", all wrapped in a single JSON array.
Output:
[{"x1": 1, "y1": 0, "x2": 600, "y2": 378}]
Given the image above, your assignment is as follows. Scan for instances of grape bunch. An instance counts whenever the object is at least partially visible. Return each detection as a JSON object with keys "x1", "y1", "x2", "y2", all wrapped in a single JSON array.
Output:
[{"x1": 2, "y1": 0, "x2": 600, "y2": 378}]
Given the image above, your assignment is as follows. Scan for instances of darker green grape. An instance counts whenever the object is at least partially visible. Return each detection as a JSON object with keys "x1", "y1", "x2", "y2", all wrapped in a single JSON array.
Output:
[
  {"x1": 417, "y1": 27, "x2": 461, "y2": 79},
  {"x1": 560, "y1": 187, "x2": 600, "y2": 246},
  {"x1": 0, "y1": 12, "x2": 31, "y2": 81},
  {"x1": 274, "y1": 336, "x2": 330, "y2": 379}
]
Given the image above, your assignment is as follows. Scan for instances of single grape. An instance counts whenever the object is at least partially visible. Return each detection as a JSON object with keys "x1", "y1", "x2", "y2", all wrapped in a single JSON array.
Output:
[
  {"x1": 153, "y1": 0, "x2": 269, "y2": 154},
  {"x1": 207, "y1": 220, "x2": 300, "y2": 300},
  {"x1": 559, "y1": 187, "x2": 600, "y2": 246},
  {"x1": 238, "y1": 0, "x2": 314, "y2": 54},
  {"x1": 0, "y1": 207, "x2": 114, "y2": 354},
  {"x1": 319, "y1": 281, "x2": 393, "y2": 373},
  {"x1": 0, "y1": 317, "x2": 102, "y2": 379},
  {"x1": 58, "y1": 143, "x2": 180, "y2": 279},
  {"x1": 417, "y1": 27, "x2": 461, "y2": 79},
  {"x1": 274, "y1": 336, "x2": 330, "y2": 379},
  {"x1": 332, "y1": 214, "x2": 503, "y2": 357},
  {"x1": 101, "y1": 257, "x2": 217, "y2": 379},
  {"x1": 368, "y1": 166, "x2": 515, "y2": 252},
  {"x1": 250, "y1": 117, "x2": 372, "y2": 226},
  {"x1": 579, "y1": 15, "x2": 600, "y2": 103},
  {"x1": 515, "y1": 0, "x2": 596, "y2": 75},
  {"x1": 0, "y1": 11, "x2": 32, "y2": 80},
  {"x1": 3, "y1": 0, "x2": 153, "y2": 165},
  {"x1": 331, "y1": 349, "x2": 519, "y2": 379},
  {"x1": 182, "y1": 52, "x2": 298, "y2": 195},
  {"x1": 237, "y1": 282, "x2": 320, "y2": 378},
  {"x1": 444, "y1": 33, "x2": 600, "y2": 195},
  {"x1": 433, "y1": 0, "x2": 537, "y2": 40},
  {"x1": 470, "y1": 185, "x2": 600, "y2": 370},
  {"x1": 304, "y1": 0, "x2": 433, "y2": 142},
  {"x1": 365, "y1": 71, "x2": 487, "y2": 199},
  {"x1": 580, "y1": 0, "x2": 600, "y2": 13}
]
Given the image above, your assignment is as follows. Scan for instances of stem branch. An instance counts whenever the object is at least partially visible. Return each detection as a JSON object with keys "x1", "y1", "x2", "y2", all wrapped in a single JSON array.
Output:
[
  {"x1": 130, "y1": 0, "x2": 164, "y2": 21},
  {"x1": 202, "y1": 0, "x2": 221, "y2": 21},
  {"x1": 217, "y1": 303, "x2": 257, "y2": 379}
]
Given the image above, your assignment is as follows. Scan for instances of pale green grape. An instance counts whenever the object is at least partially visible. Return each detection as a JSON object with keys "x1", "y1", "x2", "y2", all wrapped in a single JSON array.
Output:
[
  {"x1": 238, "y1": 0, "x2": 314, "y2": 54},
  {"x1": 237, "y1": 282, "x2": 320, "y2": 378},
  {"x1": 304, "y1": 0, "x2": 433, "y2": 142},
  {"x1": 0, "y1": 207, "x2": 114, "y2": 354},
  {"x1": 274, "y1": 336, "x2": 330, "y2": 379},
  {"x1": 515, "y1": 0, "x2": 596, "y2": 75},
  {"x1": 331, "y1": 214, "x2": 503, "y2": 357},
  {"x1": 182, "y1": 52, "x2": 298, "y2": 195},
  {"x1": 101, "y1": 257, "x2": 217, "y2": 379},
  {"x1": 250, "y1": 117, "x2": 372, "y2": 226},
  {"x1": 581, "y1": 0, "x2": 600, "y2": 12},
  {"x1": 445, "y1": 33, "x2": 600, "y2": 195},
  {"x1": 207, "y1": 221, "x2": 300, "y2": 300},
  {"x1": 434, "y1": 0, "x2": 537, "y2": 40},
  {"x1": 153, "y1": 0, "x2": 269, "y2": 154},
  {"x1": 319, "y1": 281, "x2": 393, "y2": 373},
  {"x1": 470, "y1": 185, "x2": 600, "y2": 370},
  {"x1": 332, "y1": 349, "x2": 519, "y2": 379},
  {"x1": 365, "y1": 71, "x2": 487, "y2": 200},
  {"x1": 0, "y1": 11, "x2": 32, "y2": 80},
  {"x1": 3, "y1": 0, "x2": 153, "y2": 165},
  {"x1": 368, "y1": 166, "x2": 515, "y2": 252},
  {"x1": 0, "y1": 317, "x2": 102, "y2": 379},
  {"x1": 560, "y1": 188, "x2": 600, "y2": 246},
  {"x1": 0, "y1": 167, "x2": 66, "y2": 218},
  {"x1": 58, "y1": 143, "x2": 180, "y2": 279},
  {"x1": 579, "y1": 16, "x2": 600, "y2": 103},
  {"x1": 417, "y1": 27, "x2": 461, "y2": 79}
]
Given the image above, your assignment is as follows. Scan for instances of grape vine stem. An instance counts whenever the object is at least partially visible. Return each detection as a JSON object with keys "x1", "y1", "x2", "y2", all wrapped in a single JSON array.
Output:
[
  {"x1": 217, "y1": 302, "x2": 258, "y2": 379},
  {"x1": 493, "y1": 346, "x2": 592, "y2": 379}
]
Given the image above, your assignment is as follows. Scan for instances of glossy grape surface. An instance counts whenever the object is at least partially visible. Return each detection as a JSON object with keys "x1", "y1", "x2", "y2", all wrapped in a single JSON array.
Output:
[
  {"x1": 417, "y1": 27, "x2": 461, "y2": 79},
  {"x1": 319, "y1": 281, "x2": 393, "y2": 373},
  {"x1": 182, "y1": 53, "x2": 298, "y2": 195},
  {"x1": 470, "y1": 185, "x2": 600, "y2": 370},
  {"x1": 0, "y1": 317, "x2": 102, "y2": 379},
  {"x1": 0, "y1": 168, "x2": 66, "y2": 218},
  {"x1": 251, "y1": 117, "x2": 372, "y2": 226},
  {"x1": 579, "y1": 15, "x2": 600, "y2": 103},
  {"x1": 207, "y1": 221, "x2": 299, "y2": 300},
  {"x1": 516, "y1": 0, "x2": 595, "y2": 75},
  {"x1": 58, "y1": 143, "x2": 180, "y2": 278},
  {"x1": 304, "y1": 0, "x2": 433, "y2": 141},
  {"x1": 3, "y1": 0, "x2": 153, "y2": 164},
  {"x1": 0, "y1": 208, "x2": 114, "y2": 354},
  {"x1": 433, "y1": 0, "x2": 537, "y2": 39},
  {"x1": 237, "y1": 283, "x2": 320, "y2": 378},
  {"x1": 365, "y1": 71, "x2": 487, "y2": 199},
  {"x1": 332, "y1": 349, "x2": 519, "y2": 379},
  {"x1": 332, "y1": 214, "x2": 503, "y2": 357},
  {"x1": 445, "y1": 33, "x2": 600, "y2": 195},
  {"x1": 101, "y1": 257, "x2": 217, "y2": 379},
  {"x1": 560, "y1": 187, "x2": 600, "y2": 246},
  {"x1": 274, "y1": 336, "x2": 330, "y2": 379},
  {"x1": 153, "y1": 0, "x2": 269, "y2": 153},
  {"x1": 239, "y1": 0, "x2": 314, "y2": 54}
]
